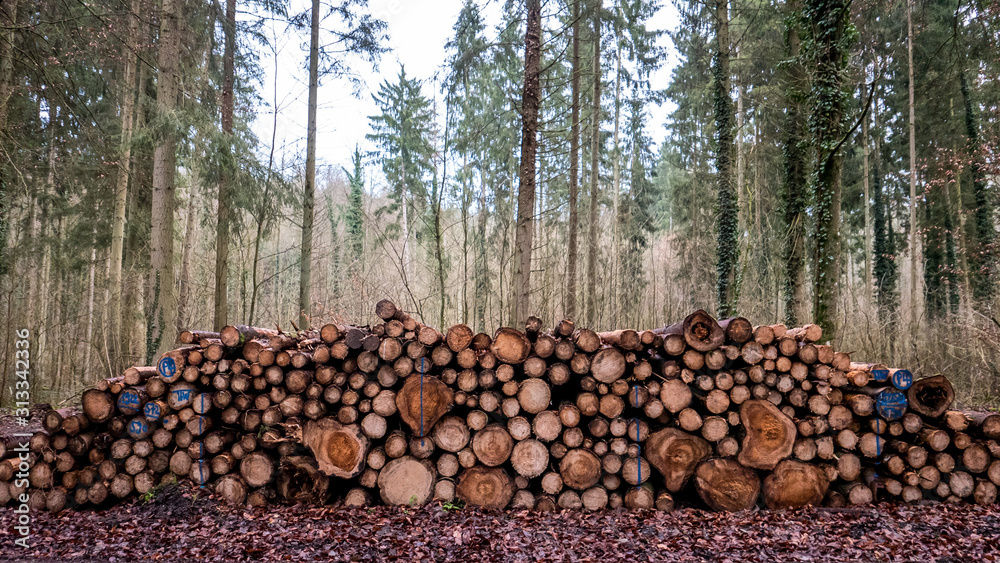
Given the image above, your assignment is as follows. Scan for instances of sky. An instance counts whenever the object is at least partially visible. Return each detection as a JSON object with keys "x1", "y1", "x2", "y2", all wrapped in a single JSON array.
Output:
[{"x1": 253, "y1": 0, "x2": 680, "y2": 184}]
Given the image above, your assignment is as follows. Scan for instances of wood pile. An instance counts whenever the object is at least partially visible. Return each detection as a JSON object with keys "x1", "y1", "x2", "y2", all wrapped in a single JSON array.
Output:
[{"x1": 3, "y1": 301, "x2": 998, "y2": 513}]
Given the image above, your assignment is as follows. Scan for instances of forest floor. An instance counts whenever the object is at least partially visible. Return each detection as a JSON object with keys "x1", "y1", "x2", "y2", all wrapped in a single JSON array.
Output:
[{"x1": 1, "y1": 483, "x2": 998, "y2": 562}]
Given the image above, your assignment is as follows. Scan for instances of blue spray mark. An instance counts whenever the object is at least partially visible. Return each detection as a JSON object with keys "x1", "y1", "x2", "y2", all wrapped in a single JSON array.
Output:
[
  {"x1": 876, "y1": 389, "x2": 907, "y2": 421},
  {"x1": 891, "y1": 370, "x2": 913, "y2": 391},
  {"x1": 158, "y1": 356, "x2": 177, "y2": 379}
]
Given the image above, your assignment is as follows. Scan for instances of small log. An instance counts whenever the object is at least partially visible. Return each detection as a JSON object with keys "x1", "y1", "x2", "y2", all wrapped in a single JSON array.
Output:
[
  {"x1": 472, "y1": 424, "x2": 514, "y2": 467},
  {"x1": 718, "y1": 317, "x2": 753, "y2": 344},
  {"x1": 81, "y1": 391, "x2": 116, "y2": 423},
  {"x1": 559, "y1": 448, "x2": 602, "y2": 490}
]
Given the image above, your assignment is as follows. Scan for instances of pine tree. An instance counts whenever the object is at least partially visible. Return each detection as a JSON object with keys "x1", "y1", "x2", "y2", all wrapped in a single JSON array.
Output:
[{"x1": 343, "y1": 145, "x2": 365, "y2": 266}]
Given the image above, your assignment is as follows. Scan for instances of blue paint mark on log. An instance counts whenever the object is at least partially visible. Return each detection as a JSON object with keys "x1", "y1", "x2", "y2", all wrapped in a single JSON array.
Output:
[
  {"x1": 172, "y1": 388, "x2": 192, "y2": 403},
  {"x1": 143, "y1": 401, "x2": 162, "y2": 421},
  {"x1": 127, "y1": 418, "x2": 148, "y2": 438},
  {"x1": 891, "y1": 369, "x2": 913, "y2": 391},
  {"x1": 158, "y1": 356, "x2": 177, "y2": 380},
  {"x1": 876, "y1": 389, "x2": 907, "y2": 421},
  {"x1": 117, "y1": 390, "x2": 142, "y2": 415},
  {"x1": 871, "y1": 369, "x2": 889, "y2": 383}
]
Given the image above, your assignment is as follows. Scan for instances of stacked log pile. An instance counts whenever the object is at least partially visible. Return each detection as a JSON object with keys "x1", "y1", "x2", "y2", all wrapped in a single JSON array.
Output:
[{"x1": 3, "y1": 301, "x2": 998, "y2": 513}]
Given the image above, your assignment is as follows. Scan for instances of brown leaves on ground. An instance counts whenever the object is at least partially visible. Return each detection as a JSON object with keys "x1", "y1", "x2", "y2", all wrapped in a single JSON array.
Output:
[{"x1": 1, "y1": 487, "x2": 997, "y2": 562}]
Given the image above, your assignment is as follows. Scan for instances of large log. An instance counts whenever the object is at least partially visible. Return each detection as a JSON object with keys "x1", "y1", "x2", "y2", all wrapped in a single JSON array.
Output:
[
  {"x1": 738, "y1": 400, "x2": 796, "y2": 470},
  {"x1": 645, "y1": 428, "x2": 710, "y2": 492},
  {"x1": 762, "y1": 460, "x2": 829, "y2": 509},
  {"x1": 682, "y1": 310, "x2": 725, "y2": 352},
  {"x1": 377, "y1": 456, "x2": 435, "y2": 506},
  {"x1": 490, "y1": 328, "x2": 531, "y2": 364},
  {"x1": 302, "y1": 418, "x2": 369, "y2": 478},
  {"x1": 694, "y1": 458, "x2": 760, "y2": 511},
  {"x1": 456, "y1": 466, "x2": 515, "y2": 510},
  {"x1": 907, "y1": 375, "x2": 955, "y2": 418},
  {"x1": 395, "y1": 374, "x2": 454, "y2": 436}
]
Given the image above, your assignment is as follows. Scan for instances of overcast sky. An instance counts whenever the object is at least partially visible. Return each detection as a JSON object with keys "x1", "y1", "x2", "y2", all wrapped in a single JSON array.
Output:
[{"x1": 254, "y1": 0, "x2": 679, "y2": 184}]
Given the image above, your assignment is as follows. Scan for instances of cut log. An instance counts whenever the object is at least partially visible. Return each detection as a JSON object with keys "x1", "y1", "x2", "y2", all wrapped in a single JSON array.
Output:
[
  {"x1": 431, "y1": 416, "x2": 470, "y2": 453},
  {"x1": 490, "y1": 328, "x2": 531, "y2": 364},
  {"x1": 681, "y1": 310, "x2": 725, "y2": 351},
  {"x1": 82, "y1": 390, "x2": 116, "y2": 423},
  {"x1": 591, "y1": 347, "x2": 626, "y2": 384},
  {"x1": 377, "y1": 456, "x2": 435, "y2": 506},
  {"x1": 511, "y1": 439, "x2": 549, "y2": 479},
  {"x1": 302, "y1": 419, "x2": 368, "y2": 478},
  {"x1": 518, "y1": 378, "x2": 551, "y2": 413},
  {"x1": 719, "y1": 317, "x2": 753, "y2": 344},
  {"x1": 694, "y1": 458, "x2": 761, "y2": 511},
  {"x1": 456, "y1": 466, "x2": 515, "y2": 510},
  {"x1": 645, "y1": 428, "x2": 710, "y2": 492},
  {"x1": 762, "y1": 460, "x2": 829, "y2": 509},
  {"x1": 738, "y1": 400, "x2": 796, "y2": 470},
  {"x1": 471, "y1": 424, "x2": 514, "y2": 467},
  {"x1": 907, "y1": 375, "x2": 955, "y2": 418},
  {"x1": 559, "y1": 448, "x2": 602, "y2": 490},
  {"x1": 395, "y1": 374, "x2": 454, "y2": 437},
  {"x1": 277, "y1": 456, "x2": 329, "y2": 505}
]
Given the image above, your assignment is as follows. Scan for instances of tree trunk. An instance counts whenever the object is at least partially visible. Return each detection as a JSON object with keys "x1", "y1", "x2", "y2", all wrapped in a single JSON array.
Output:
[
  {"x1": 906, "y1": 0, "x2": 919, "y2": 333},
  {"x1": 862, "y1": 81, "x2": 872, "y2": 304},
  {"x1": 586, "y1": 0, "x2": 602, "y2": 326},
  {"x1": 566, "y1": 0, "x2": 581, "y2": 319},
  {"x1": 109, "y1": 0, "x2": 139, "y2": 360},
  {"x1": 0, "y1": 0, "x2": 17, "y2": 276},
  {"x1": 961, "y1": 71, "x2": 993, "y2": 304},
  {"x1": 714, "y1": 0, "x2": 736, "y2": 317},
  {"x1": 177, "y1": 182, "x2": 198, "y2": 331},
  {"x1": 807, "y1": 0, "x2": 848, "y2": 341},
  {"x1": 150, "y1": 0, "x2": 181, "y2": 358},
  {"x1": 214, "y1": 0, "x2": 236, "y2": 331},
  {"x1": 299, "y1": 0, "x2": 320, "y2": 328},
  {"x1": 510, "y1": 0, "x2": 542, "y2": 326}
]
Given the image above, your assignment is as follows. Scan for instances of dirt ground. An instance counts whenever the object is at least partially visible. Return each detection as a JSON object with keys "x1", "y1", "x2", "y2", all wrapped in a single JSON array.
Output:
[{"x1": 1, "y1": 483, "x2": 998, "y2": 562}]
